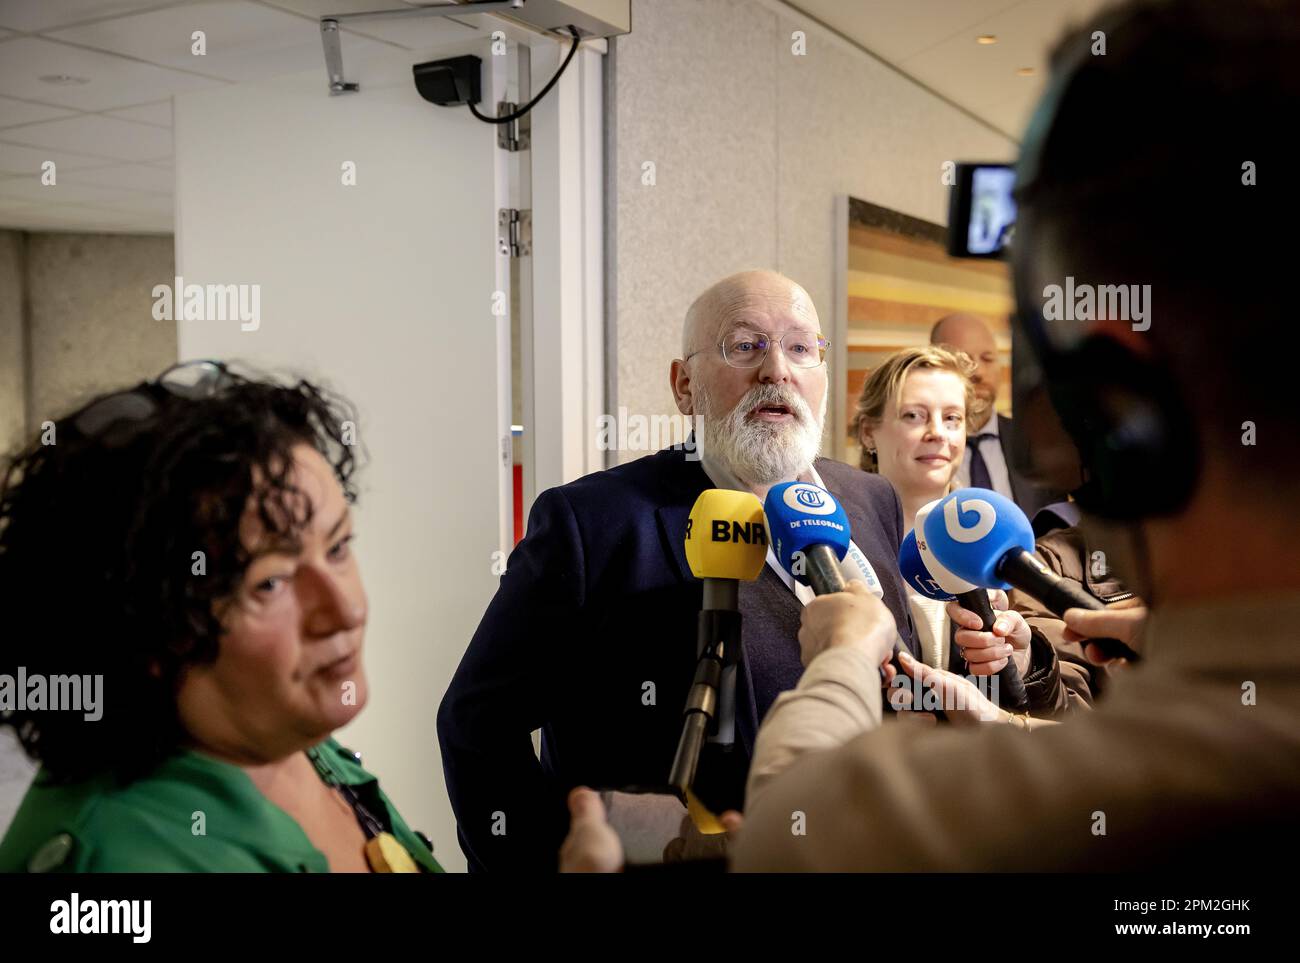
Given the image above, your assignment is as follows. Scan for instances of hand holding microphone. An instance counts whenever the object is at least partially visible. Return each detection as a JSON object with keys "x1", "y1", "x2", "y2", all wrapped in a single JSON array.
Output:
[
  {"x1": 945, "y1": 591, "x2": 1031, "y2": 678},
  {"x1": 797, "y1": 580, "x2": 898, "y2": 668},
  {"x1": 899, "y1": 523, "x2": 1030, "y2": 710},
  {"x1": 1063, "y1": 600, "x2": 1147, "y2": 665},
  {"x1": 920, "y1": 488, "x2": 1141, "y2": 663}
]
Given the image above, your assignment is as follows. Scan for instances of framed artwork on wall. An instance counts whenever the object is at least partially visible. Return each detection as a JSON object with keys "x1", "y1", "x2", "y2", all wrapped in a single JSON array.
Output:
[{"x1": 831, "y1": 195, "x2": 1014, "y2": 467}]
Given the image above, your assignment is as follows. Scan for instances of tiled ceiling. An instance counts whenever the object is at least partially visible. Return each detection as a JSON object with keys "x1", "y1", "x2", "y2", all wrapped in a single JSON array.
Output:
[
  {"x1": 788, "y1": 0, "x2": 1117, "y2": 141},
  {"x1": 0, "y1": 0, "x2": 482, "y2": 234},
  {"x1": 1, "y1": 0, "x2": 1116, "y2": 235}
]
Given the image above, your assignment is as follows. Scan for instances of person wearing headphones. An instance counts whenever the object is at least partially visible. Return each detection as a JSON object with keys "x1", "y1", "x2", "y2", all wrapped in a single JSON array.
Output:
[{"x1": 560, "y1": 0, "x2": 1300, "y2": 872}]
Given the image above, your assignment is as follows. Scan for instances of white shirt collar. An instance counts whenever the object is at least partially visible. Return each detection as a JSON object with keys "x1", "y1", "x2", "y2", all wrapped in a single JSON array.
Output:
[
  {"x1": 975, "y1": 411, "x2": 1001, "y2": 439},
  {"x1": 697, "y1": 449, "x2": 838, "y2": 605}
]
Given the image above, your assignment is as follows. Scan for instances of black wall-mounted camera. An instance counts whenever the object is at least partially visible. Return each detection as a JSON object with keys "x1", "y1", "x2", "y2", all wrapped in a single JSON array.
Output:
[{"x1": 412, "y1": 55, "x2": 482, "y2": 107}]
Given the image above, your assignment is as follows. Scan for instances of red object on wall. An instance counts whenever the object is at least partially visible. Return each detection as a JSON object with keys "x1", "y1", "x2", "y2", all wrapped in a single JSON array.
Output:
[{"x1": 513, "y1": 464, "x2": 524, "y2": 544}]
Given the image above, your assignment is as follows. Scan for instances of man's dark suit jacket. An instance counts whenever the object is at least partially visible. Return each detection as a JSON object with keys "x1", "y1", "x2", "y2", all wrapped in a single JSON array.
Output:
[
  {"x1": 437, "y1": 445, "x2": 917, "y2": 871},
  {"x1": 997, "y1": 414, "x2": 1068, "y2": 521}
]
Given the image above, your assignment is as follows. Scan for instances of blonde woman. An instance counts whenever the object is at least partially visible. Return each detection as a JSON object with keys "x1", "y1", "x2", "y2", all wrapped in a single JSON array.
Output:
[{"x1": 852, "y1": 346, "x2": 1067, "y2": 717}]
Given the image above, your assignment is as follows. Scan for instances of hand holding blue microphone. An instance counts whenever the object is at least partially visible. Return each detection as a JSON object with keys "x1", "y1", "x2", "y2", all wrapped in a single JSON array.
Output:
[
  {"x1": 919, "y1": 487, "x2": 1140, "y2": 663},
  {"x1": 898, "y1": 527, "x2": 1032, "y2": 680}
]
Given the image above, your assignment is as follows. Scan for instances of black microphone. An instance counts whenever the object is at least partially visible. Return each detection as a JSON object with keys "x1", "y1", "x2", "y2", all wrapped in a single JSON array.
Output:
[{"x1": 996, "y1": 550, "x2": 1140, "y2": 661}]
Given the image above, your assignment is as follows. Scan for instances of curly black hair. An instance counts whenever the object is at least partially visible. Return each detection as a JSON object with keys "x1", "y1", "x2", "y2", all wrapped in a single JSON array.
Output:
[{"x1": 0, "y1": 366, "x2": 361, "y2": 783}]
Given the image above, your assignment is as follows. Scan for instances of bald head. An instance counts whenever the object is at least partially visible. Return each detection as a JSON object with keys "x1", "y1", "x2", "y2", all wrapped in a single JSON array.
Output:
[
  {"x1": 681, "y1": 270, "x2": 818, "y2": 358},
  {"x1": 930, "y1": 313, "x2": 995, "y2": 353},
  {"x1": 930, "y1": 312, "x2": 1000, "y2": 420}
]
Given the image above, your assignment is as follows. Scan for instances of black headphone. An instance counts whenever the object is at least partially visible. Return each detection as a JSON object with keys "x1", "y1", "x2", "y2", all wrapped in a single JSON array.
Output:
[{"x1": 1008, "y1": 2, "x2": 1200, "y2": 521}]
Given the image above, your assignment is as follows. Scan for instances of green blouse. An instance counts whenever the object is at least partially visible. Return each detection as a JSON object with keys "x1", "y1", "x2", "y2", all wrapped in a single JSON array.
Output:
[{"x1": 0, "y1": 737, "x2": 443, "y2": 873}]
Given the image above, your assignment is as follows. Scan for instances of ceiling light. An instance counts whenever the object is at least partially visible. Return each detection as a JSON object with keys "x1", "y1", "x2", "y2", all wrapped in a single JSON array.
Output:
[
  {"x1": 1016, "y1": 67, "x2": 1036, "y2": 76},
  {"x1": 977, "y1": 35, "x2": 997, "y2": 45},
  {"x1": 39, "y1": 74, "x2": 91, "y2": 86}
]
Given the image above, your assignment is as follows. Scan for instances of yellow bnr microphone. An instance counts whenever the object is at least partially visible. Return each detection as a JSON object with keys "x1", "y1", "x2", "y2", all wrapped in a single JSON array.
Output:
[
  {"x1": 671, "y1": 489, "x2": 767, "y2": 833},
  {"x1": 683, "y1": 488, "x2": 768, "y2": 581}
]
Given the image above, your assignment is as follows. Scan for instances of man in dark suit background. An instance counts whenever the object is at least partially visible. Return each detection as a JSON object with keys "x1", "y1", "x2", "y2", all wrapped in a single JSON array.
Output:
[
  {"x1": 930, "y1": 312, "x2": 1065, "y2": 519},
  {"x1": 438, "y1": 269, "x2": 916, "y2": 871}
]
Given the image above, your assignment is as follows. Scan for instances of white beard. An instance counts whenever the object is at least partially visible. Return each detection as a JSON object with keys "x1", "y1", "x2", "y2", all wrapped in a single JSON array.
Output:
[{"x1": 695, "y1": 381, "x2": 826, "y2": 485}]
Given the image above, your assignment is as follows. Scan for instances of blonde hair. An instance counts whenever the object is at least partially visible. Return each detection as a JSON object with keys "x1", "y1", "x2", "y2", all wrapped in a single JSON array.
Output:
[{"x1": 852, "y1": 345, "x2": 981, "y2": 472}]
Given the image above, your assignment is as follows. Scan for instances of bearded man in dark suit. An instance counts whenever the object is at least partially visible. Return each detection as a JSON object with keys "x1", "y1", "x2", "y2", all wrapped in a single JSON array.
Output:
[{"x1": 439, "y1": 270, "x2": 916, "y2": 871}]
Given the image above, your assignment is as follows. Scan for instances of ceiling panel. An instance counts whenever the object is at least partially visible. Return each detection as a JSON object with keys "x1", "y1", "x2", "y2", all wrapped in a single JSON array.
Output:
[
  {"x1": 103, "y1": 99, "x2": 173, "y2": 126},
  {"x1": 1, "y1": 114, "x2": 173, "y2": 161},
  {"x1": 260, "y1": 0, "x2": 483, "y2": 49},
  {"x1": 786, "y1": 0, "x2": 1114, "y2": 139},
  {"x1": 788, "y1": 0, "x2": 1023, "y2": 64},
  {"x1": 0, "y1": 94, "x2": 80, "y2": 128},
  {"x1": 0, "y1": 36, "x2": 227, "y2": 111},
  {"x1": 0, "y1": 1, "x2": 199, "y2": 33},
  {"x1": 90, "y1": 192, "x2": 176, "y2": 214},
  {"x1": 120, "y1": 213, "x2": 175, "y2": 232},
  {"x1": 0, "y1": 195, "x2": 41, "y2": 215},
  {"x1": 0, "y1": 175, "x2": 141, "y2": 206},
  {"x1": 0, "y1": 203, "x2": 155, "y2": 232},
  {"x1": 0, "y1": 140, "x2": 119, "y2": 175},
  {"x1": 259, "y1": 0, "x2": 433, "y2": 14},
  {"x1": 50, "y1": 1, "x2": 397, "y2": 82},
  {"x1": 57, "y1": 162, "x2": 175, "y2": 194},
  {"x1": 902, "y1": 0, "x2": 1112, "y2": 137}
]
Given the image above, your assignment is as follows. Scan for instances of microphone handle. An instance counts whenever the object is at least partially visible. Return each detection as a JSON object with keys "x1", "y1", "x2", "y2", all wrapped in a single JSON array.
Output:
[
  {"x1": 996, "y1": 548, "x2": 1141, "y2": 662},
  {"x1": 698, "y1": 585, "x2": 741, "y2": 747},
  {"x1": 670, "y1": 587, "x2": 742, "y2": 792},
  {"x1": 805, "y1": 544, "x2": 848, "y2": 595},
  {"x1": 805, "y1": 544, "x2": 894, "y2": 683},
  {"x1": 669, "y1": 712, "x2": 710, "y2": 795},
  {"x1": 669, "y1": 652, "x2": 721, "y2": 793},
  {"x1": 955, "y1": 589, "x2": 1028, "y2": 711}
]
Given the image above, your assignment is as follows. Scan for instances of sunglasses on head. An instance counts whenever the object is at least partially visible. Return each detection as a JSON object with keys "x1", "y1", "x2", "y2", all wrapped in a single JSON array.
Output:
[{"x1": 71, "y1": 360, "x2": 247, "y2": 439}]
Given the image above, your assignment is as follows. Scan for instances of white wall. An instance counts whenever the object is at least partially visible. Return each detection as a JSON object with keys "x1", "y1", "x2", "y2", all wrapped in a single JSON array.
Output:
[
  {"x1": 174, "y1": 43, "x2": 512, "y2": 872},
  {"x1": 609, "y1": 0, "x2": 1017, "y2": 456}
]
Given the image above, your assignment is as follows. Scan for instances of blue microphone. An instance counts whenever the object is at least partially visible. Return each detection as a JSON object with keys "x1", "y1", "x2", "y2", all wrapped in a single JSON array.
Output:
[
  {"x1": 901, "y1": 503, "x2": 1029, "y2": 710},
  {"x1": 763, "y1": 481, "x2": 851, "y2": 595},
  {"x1": 920, "y1": 488, "x2": 1034, "y2": 589},
  {"x1": 898, "y1": 529, "x2": 953, "y2": 601},
  {"x1": 922, "y1": 487, "x2": 1139, "y2": 663}
]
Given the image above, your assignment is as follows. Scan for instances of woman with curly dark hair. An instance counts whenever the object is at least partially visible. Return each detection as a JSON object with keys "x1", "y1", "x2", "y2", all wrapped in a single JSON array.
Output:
[{"x1": 0, "y1": 361, "x2": 441, "y2": 873}]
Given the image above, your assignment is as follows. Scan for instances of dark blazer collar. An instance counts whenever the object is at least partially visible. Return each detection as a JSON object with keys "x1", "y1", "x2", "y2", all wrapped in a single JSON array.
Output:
[{"x1": 651, "y1": 444, "x2": 712, "y2": 582}]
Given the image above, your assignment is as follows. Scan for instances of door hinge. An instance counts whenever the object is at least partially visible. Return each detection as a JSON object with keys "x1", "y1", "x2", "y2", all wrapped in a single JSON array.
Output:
[
  {"x1": 498, "y1": 208, "x2": 532, "y2": 258},
  {"x1": 496, "y1": 101, "x2": 531, "y2": 151}
]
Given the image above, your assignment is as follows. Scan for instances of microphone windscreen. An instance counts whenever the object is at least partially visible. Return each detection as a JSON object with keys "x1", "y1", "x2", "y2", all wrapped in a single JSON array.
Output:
[
  {"x1": 763, "y1": 482, "x2": 851, "y2": 586},
  {"x1": 913, "y1": 498, "x2": 978, "y2": 596},
  {"x1": 920, "y1": 487, "x2": 1035, "y2": 589},
  {"x1": 684, "y1": 489, "x2": 768, "y2": 581},
  {"x1": 898, "y1": 529, "x2": 955, "y2": 601}
]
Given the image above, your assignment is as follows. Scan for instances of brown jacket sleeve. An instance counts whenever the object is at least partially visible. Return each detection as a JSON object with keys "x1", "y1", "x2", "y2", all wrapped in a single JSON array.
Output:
[{"x1": 1009, "y1": 526, "x2": 1136, "y2": 712}]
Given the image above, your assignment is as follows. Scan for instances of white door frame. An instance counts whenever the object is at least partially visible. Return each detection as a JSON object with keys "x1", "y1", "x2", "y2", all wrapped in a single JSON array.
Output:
[{"x1": 515, "y1": 28, "x2": 607, "y2": 518}]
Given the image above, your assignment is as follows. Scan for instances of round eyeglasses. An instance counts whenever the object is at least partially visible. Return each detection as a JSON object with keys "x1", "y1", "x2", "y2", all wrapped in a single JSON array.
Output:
[{"x1": 686, "y1": 329, "x2": 830, "y2": 369}]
